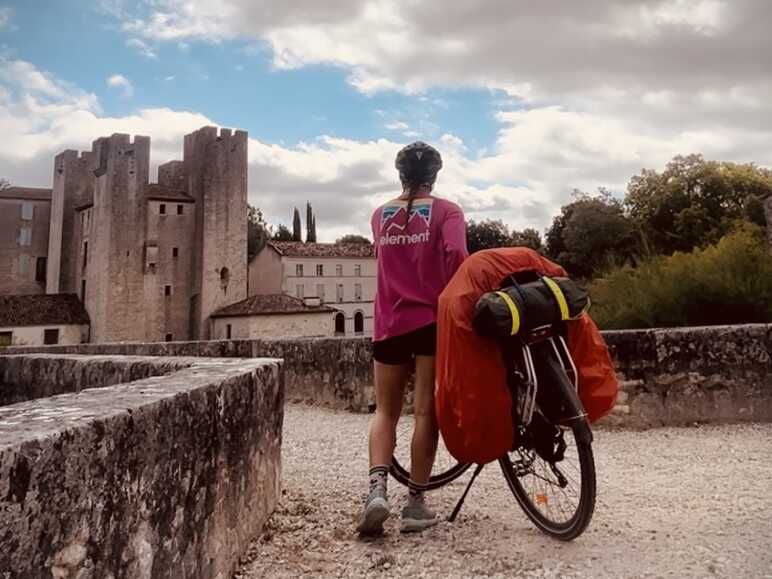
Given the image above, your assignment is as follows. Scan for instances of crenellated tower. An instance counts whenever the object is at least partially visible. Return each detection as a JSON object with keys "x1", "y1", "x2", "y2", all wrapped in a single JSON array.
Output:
[
  {"x1": 183, "y1": 127, "x2": 248, "y2": 339},
  {"x1": 87, "y1": 133, "x2": 151, "y2": 343},
  {"x1": 47, "y1": 149, "x2": 95, "y2": 294}
]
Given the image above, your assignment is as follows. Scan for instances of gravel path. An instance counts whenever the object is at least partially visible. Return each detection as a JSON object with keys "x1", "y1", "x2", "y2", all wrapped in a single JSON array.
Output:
[{"x1": 236, "y1": 404, "x2": 772, "y2": 579}]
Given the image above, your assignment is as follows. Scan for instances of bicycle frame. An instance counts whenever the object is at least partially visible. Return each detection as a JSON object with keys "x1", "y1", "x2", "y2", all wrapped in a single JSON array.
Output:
[{"x1": 504, "y1": 325, "x2": 592, "y2": 443}]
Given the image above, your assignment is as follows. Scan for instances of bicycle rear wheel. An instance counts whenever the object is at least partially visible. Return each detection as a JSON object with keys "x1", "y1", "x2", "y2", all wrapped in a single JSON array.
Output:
[
  {"x1": 390, "y1": 412, "x2": 471, "y2": 490},
  {"x1": 499, "y1": 420, "x2": 595, "y2": 541}
]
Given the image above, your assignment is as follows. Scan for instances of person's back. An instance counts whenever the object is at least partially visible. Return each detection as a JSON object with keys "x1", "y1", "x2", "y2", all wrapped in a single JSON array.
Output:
[{"x1": 371, "y1": 192, "x2": 467, "y2": 342}]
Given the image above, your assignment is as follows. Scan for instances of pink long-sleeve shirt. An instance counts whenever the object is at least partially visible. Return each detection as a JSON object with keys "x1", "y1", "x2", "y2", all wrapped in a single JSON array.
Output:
[{"x1": 371, "y1": 192, "x2": 468, "y2": 342}]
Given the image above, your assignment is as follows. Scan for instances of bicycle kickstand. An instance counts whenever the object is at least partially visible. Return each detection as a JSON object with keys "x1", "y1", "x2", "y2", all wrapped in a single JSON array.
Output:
[{"x1": 447, "y1": 463, "x2": 485, "y2": 523}]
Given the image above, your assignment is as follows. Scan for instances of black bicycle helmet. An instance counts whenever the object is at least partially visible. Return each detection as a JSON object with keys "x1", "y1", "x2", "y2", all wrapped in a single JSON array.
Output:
[{"x1": 395, "y1": 141, "x2": 443, "y2": 187}]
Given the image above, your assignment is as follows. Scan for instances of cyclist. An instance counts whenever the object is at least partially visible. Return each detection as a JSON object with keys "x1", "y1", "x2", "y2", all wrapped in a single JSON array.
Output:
[{"x1": 357, "y1": 141, "x2": 468, "y2": 535}]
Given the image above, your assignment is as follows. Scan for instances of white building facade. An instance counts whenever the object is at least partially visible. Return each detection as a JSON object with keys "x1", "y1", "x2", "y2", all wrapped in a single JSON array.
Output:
[{"x1": 248, "y1": 242, "x2": 376, "y2": 336}]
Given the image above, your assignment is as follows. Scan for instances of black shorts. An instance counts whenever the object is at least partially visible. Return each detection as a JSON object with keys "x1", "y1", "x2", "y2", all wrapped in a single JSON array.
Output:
[{"x1": 373, "y1": 323, "x2": 437, "y2": 365}]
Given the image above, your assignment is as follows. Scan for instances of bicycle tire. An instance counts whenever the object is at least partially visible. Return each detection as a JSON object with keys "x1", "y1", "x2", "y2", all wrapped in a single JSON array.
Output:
[
  {"x1": 499, "y1": 339, "x2": 596, "y2": 541},
  {"x1": 390, "y1": 457, "x2": 472, "y2": 490},
  {"x1": 499, "y1": 422, "x2": 596, "y2": 540}
]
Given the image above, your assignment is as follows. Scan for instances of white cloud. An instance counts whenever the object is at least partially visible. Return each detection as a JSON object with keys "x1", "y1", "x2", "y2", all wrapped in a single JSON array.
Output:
[
  {"x1": 610, "y1": 0, "x2": 728, "y2": 41},
  {"x1": 126, "y1": 37, "x2": 157, "y2": 59},
  {"x1": 0, "y1": 6, "x2": 13, "y2": 29},
  {"x1": 384, "y1": 121, "x2": 408, "y2": 131},
  {"x1": 106, "y1": 74, "x2": 134, "y2": 97}
]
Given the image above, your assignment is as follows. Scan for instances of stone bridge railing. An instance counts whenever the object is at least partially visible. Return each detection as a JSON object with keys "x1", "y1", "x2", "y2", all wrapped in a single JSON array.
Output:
[
  {"x1": 3, "y1": 324, "x2": 770, "y2": 427},
  {"x1": 0, "y1": 355, "x2": 283, "y2": 579}
]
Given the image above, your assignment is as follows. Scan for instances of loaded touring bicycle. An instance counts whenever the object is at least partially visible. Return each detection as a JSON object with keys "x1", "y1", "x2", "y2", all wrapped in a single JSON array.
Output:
[{"x1": 391, "y1": 269, "x2": 603, "y2": 541}]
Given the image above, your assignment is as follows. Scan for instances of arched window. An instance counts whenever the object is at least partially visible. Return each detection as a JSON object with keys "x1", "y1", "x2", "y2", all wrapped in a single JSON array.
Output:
[
  {"x1": 220, "y1": 267, "x2": 230, "y2": 292},
  {"x1": 334, "y1": 312, "x2": 346, "y2": 336},
  {"x1": 354, "y1": 311, "x2": 364, "y2": 334}
]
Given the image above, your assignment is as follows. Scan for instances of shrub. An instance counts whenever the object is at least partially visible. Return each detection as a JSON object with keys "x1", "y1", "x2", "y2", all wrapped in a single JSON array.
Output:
[{"x1": 588, "y1": 224, "x2": 772, "y2": 329}]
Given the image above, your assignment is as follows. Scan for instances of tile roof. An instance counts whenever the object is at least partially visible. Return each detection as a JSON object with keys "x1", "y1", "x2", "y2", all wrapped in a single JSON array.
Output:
[
  {"x1": 0, "y1": 187, "x2": 52, "y2": 201},
  {"x1": 211, "y1": 294, "x2": 336, "y2": 317},
  {"x1": 145, "y1": 184, "x2": 194, "y2": 202},
  {"x1": 0, "y1": 294, "x2": 90, "y2": 327},
  {"x1": 269, "y1": 241, "x2": 374, "y2": 258}
]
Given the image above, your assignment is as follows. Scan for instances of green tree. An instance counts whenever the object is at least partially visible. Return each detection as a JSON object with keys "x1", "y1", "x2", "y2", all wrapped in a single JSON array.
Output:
[
  {"x1": 306, "y1": 202, "x2": 317, "y2": 242},
  {"x1": 589, "y1": 223, "x2": 772, "y2": 329},
  {"x1": 273, "y1": 224, "x2": 294, "y2": 241},
  {"x1": 625, "y1": 155, "x2": 771, "y2": 255},
  {"x1": 292, "y1": 207, "x2": 302, "y2": 242},
  {"x1": 247, "y1": 205, "x2": 271, "y2": 260},
  {"x1": 466, "y1": 219, "x2": 512, "y2": 253},
  {"x1": 546, "y1": 190, "x2": 638, "y2": 279},
  {"x1": 336, "y1": 234, "x2": 372, "y2": 245},
  {"x1": 511, "y1": 227, "x2": 543, "y2": 251}
]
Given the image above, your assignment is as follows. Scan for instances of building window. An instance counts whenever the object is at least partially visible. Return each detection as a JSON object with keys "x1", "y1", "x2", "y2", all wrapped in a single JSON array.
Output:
[
  {"x1": 336, "y1": 284, "x2": 344, "y2": 303},
  {"x1": 82, "y1": 241, "x2": 88, "y2": 269},
  {"x1": 296, "y1": 284, "x2": 304, "y2": 299},
  {"x1": 355, "y1": 283, "x2": 362, "y2": 301},
  {"x1": 35, "y1": 257, "x2": 47, "y2": 284},
  {"x1": 354, "y1": 312, "x2": 364, "y2": 334},
  {"x1": 226, "y1": 324, "x2": 232, "y2": 339},
  {"x1": 355, "y1": 264, "x2": 362, "y2": 277},
  {"x1": 317, "y1": 284, "x2": 325, "y2": 303},
  {"x1": 81, "y1": 279, "x2": 86, "y2": 300},
  {"x1": 334, "y1": 312, "x2": 346, "y2": 336},
  {"x1": 44, "y1": 329, "x2": 60, "y2": 345},
  {"x1": 160, "y1": 203, "x2": 166, "y2": 215},
  {"x1": 177, "y1": 204, "x2": 183, "y2": 215},
  {"x1": 296, "y1": 264, "x2": 304, "y2": 277},
  {"x1": 316, "y1": 264, "x2": 323, "y2": 276},
  {"x1": 165, "y1": 333, "x2": 173, "y2": 342},
  {"x1": 336, "y1": 264, "x2": 343, "y2": 277},
  {"x1": 17, "y1": 255, "x2": 30, "y2": 275},
  {"x1": 165, "y1": 285, "x2": 172, "y2": 296},
  {"x1": 21, "y1": 202, "x2": 33, "y2": 221},
  {"x1": 18, "y1": 227, "x2": 32, "y2": 247},
  {"x1": 172, "y1": 247, "x2": 179, "y2": 258},
  {"x1": 0, "y1": 332, "x2": 12, "y2": 347}
]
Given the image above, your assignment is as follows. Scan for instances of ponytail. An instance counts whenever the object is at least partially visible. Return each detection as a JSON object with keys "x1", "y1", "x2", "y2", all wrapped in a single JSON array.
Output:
[{"x1": 404, "y1": 185, "x2": 418, "y2": 225}]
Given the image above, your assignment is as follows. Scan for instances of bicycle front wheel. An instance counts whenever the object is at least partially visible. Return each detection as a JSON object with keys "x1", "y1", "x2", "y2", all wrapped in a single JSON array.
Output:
[{"x1": 499, "y1": 421, "x2": 596, "y2": 541}]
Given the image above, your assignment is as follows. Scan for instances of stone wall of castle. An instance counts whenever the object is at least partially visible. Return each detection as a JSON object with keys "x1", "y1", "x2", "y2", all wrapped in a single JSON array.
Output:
[
  {"x1": 184, "y1": 127, "x2": 248, "y2": 339},
  {"x1": 47, "y1": 150, "x2": 95, "y2": 295}
]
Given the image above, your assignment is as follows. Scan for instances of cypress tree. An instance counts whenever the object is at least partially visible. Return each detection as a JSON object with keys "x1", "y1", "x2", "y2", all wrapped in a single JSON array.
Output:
[{"x1": 292, "y1": 207, "x2": 302, "y2": 242}]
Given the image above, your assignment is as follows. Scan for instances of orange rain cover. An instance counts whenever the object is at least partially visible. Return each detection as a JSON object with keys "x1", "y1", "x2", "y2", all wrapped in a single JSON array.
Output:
[{"x1": 435, "y1": 247, "x2": 619, "y2": 464}]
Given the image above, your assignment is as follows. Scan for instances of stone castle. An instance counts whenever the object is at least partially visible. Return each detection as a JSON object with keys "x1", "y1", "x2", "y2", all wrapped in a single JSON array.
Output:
[{"x1": 1, "y1": 126, "x2": 248, "y2": 342}]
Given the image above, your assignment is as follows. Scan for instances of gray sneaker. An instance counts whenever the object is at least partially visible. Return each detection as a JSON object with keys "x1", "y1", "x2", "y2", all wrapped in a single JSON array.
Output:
[
  {"x1": 356, "y1": 488, "x2": 390, "y2": 535},
  {"x1": 400, "y1": 501, "x2": 438, "y2": 533}
]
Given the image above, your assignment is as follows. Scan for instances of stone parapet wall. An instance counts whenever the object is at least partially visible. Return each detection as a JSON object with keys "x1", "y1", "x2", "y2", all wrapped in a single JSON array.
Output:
[
  {"x1": 0, "y1": 355, "x2": 283, "y2": 579},
  {"x1": 4, "y1": 323, "x2": 770, "y2": 427},
  {"x1": 0, "y1": 354, "x2": 188, "y2": 406}
]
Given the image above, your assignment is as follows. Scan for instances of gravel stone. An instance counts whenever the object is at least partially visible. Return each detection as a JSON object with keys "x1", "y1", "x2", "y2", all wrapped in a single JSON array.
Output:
[{"x1": 236, "y1": 404, "x2": 772, "y2": 578}]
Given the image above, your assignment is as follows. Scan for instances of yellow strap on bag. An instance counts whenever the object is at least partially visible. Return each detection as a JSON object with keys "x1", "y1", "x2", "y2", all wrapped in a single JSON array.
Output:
[
  {"x1": 542, "y1": 276, "x2": 570, "y2": 321},
  {"x1": 495, "y1": 290, "x2": 521, "y2": 335}
]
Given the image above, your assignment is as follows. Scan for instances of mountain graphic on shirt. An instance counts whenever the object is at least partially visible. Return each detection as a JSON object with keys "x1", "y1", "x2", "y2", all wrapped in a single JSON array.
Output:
[{"x1": 380, "y1": 198, "x2": 433, "y2": 232}]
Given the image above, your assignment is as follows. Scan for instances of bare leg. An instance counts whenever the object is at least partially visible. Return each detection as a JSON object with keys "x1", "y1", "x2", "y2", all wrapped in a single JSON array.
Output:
[
  {"x1": 369, "y1": 361, "x2": 409, "y2": 468},
  {"x1": 410, "y1": 355, "x2": 438, "y2": 486}
]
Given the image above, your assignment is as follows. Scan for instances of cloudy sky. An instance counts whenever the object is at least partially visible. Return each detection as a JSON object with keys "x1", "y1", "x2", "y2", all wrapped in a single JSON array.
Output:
[{"x1": 1, "y1": 1, "x2": 770, "y2": 241}]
